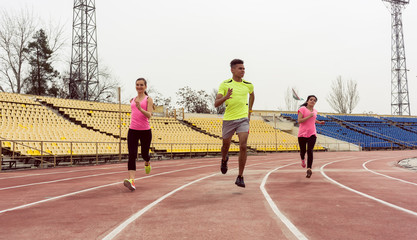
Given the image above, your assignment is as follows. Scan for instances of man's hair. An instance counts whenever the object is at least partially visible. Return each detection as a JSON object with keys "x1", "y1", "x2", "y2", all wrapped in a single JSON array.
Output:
[{"x1": 230, "y1": 59, "x2": 244, "y2": 68}]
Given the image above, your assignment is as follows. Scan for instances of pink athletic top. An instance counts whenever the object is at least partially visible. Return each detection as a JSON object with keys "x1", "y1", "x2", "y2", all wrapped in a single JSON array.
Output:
[
  {"x1": 297, "y1": 106, "x2": 317, "y2": 138},
  {"x1": 130, "y1": 96, "x2": 150, "y2": 130}
]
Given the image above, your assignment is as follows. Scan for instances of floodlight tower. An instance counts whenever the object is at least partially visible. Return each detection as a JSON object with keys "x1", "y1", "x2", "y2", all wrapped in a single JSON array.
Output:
[
  {"x1": 69, "y1": 0, "x2": 99, "y2": 100},
  {"x1": 383, "y1": 0, "x2": 410, "y2": 115}
]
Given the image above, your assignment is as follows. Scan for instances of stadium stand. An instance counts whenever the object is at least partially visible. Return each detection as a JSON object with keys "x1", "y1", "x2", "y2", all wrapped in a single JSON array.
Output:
[
  {"x1": 328, "y1": 115, "x2": 417, "y2": 148},
  {"x1": 3, "y1": 91, "x2": 417, "y2": 170},
  {"x1": 183, "y1": 116, "x2": 325, "y2": 152},
  {"x1": 281, "y1": 113, "x2": 417, "y2": 149},
  {"x1": 0, "y1": 94, "x2": 125, "y2": 167},
  {"x1": 383, "y1": 116, "x2": 417, "y2": 134},
  {"x1": 37, "y1": 96, "x2": 229, "y2": 155}
]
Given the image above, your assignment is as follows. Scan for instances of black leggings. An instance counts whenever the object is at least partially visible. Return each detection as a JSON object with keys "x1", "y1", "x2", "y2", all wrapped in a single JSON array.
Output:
[
  {"x1": 127, "y1": 129, "x2": 152, "y2": 171},
  {"x1": 298, "y1": 135, "x2": 317, "y2": 169}
]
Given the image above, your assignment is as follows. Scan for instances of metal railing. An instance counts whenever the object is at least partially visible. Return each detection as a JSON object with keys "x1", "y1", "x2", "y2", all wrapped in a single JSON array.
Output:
[
  {"x1": 0, "y1": 138, "x2": 56, "y2": 171},
  {"x1": 2, "y1": 137, "x2": 416, "y2": 170}
]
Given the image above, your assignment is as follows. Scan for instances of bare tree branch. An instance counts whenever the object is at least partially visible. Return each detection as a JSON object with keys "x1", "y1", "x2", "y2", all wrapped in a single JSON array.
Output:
[
  {"x1": 327, "y1": 76, "x2": 360, "y2": 114},
  {"x1": 211, "y1": 88, "x2": 225, "y2": 114},
  {"x1": 44, "y1": 18, "x2": 68, "y2": 64},
  {"x1": 90, "y1": 65, "x2": 120, "y2": 103},
  {"x1": 147, "y1": 87, "x2": 173, "y2": 110},
  {"x1": 176, "y1": 86, "x2": 212, "y2": 113},
  {"x1": 285, "y1": 86, "x2": 299, "y2": 111},
  {"x1": 0, "y1": 7, "x2": 38, "y2": 93},
  {"x1": 0, "y1": 61, "x2": 15, "y2": 92},
  {"x1": 347, "y1": 79, "x2": 360, "y2": 114}
]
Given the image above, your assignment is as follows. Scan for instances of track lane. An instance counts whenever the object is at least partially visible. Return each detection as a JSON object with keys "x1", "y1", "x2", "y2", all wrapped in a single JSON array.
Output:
[
  {"x1": 0, "y1": 160, "x2": 222, "y2": 212},
  {"x1": 0, "y1": 156, "x2": 281, "y2": 239},
  {"x1": 103, "y1": 156, "x2": 296, "y2": 240},
  {"x1": 322, "y1": 157, "x2": 417, "y2": 213},
  {"x1": 265, "y1": 152, "x2": 417, "y2": 240},
  {"x1": 1, "y1": 151, "x2": 416, "y2": 239}
]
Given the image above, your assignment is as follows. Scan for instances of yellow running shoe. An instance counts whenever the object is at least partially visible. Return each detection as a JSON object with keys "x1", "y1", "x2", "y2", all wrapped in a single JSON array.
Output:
[
  {"x1": 145, "y1": 164, "x2": 151, "y2": 174},
  {"x1": 123, "y1": 179, "x2": 136, "y2": 191}
]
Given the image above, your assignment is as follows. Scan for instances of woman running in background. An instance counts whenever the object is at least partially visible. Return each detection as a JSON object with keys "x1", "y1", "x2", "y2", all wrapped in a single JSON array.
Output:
[
  {"x1": 297, "y1": 95, "x2": 324, "y2": 178},
  {"x1": 124, "y1": 77, "x2": 153, "y2": 191}
]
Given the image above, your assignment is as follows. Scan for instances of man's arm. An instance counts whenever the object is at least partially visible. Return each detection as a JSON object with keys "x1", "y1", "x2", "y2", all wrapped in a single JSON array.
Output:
[
  {"x1": 214, "y1": 88, "x2": 233, "y2": 108},
  {"x1": 248, "y1": 92, "x2": 255, "y2": 118},
  {"x1": 248, "y1": 92, "x2": 255, "y2": 111}
]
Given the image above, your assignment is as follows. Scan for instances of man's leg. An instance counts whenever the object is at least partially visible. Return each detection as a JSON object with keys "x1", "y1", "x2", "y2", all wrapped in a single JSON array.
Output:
[
  {"x1": 221, "y1": 119, "x2": 234, "y2": 174},
  {"x1": 237, "y1": 132, "x2": 249, "y2": 176},
  {"x1": 221, "y1": 137, "x2": 232, "y2": 174},
  {"x1": 221, "y1": 137, "x2": 232, "y2": 161}
]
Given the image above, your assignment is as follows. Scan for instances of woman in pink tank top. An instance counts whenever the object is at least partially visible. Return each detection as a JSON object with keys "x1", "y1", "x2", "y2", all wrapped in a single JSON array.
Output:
[
  {"x1": 297, "y1": 95, "x2": 324, "y2": 178},
  {"x1": 123, "y1": 78, "x2": 154, "y2": 191}
]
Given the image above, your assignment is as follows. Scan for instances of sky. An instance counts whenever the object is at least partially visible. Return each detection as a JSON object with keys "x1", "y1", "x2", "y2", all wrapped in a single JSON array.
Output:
[{"x1": 2, "y1": 0, "x2": 417, "y2": 115}]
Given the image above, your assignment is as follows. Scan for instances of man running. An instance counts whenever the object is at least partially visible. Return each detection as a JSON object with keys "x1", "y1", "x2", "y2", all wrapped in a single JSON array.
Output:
[{"x1": 214, "y1": 59, "x2": 255, "y2": 188}]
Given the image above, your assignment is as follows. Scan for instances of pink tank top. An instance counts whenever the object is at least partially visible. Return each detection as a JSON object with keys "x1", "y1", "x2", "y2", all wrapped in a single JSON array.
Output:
[
  {"x1": 297, "y1": 106, "x2": 317, "y2": 138},
  {"x1": 130, "y1": 96, "x2": 150, "y2": 130}
]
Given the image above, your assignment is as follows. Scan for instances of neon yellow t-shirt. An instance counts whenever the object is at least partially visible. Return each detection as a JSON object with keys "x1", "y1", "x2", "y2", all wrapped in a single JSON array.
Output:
[{"x1": 218, "y1": 78, "x2": 254, "y2": 121}]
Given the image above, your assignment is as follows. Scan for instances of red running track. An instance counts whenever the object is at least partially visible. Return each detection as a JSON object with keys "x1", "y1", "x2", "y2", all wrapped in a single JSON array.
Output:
[{"x1": 0, "y1": 150, "x2": 416, "y2": 240}]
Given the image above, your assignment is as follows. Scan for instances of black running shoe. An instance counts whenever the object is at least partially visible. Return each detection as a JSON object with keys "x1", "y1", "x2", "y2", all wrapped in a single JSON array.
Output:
[
  {"x1": 306, "y1": 169, "x2": 312, "y2": 178},
  {"x1": 235, "y1": 175, "x2": 245, "y2": 188},
  {"x1": 220, "y1": 156, "x2": 229, "y2": 174}
]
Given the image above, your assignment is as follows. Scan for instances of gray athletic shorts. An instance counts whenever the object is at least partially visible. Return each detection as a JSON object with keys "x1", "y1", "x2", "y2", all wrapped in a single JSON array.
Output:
[{"x1": 222, "y1": 118, "x2": 250, "y2": 139}]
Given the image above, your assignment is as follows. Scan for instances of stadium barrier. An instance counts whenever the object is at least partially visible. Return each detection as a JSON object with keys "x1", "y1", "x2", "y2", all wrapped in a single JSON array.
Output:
[
  {"x1": 1, "y1": 139, "x2": 330, "y2": 170},
  {"x1": 0, "y1": 139, "x2": 57, "y2": 170}
]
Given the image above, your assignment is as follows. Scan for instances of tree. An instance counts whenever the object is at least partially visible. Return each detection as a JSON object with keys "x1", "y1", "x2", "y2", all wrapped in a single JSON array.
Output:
[
  {"x1": 176, "y1": 86, "x2": 212, "y2": 113},
  {"x1": 24, "y1": 29, "x2": 59, "y2": 96},
  {"x1": 0, "y1": 8, "x2": 67, "y2": 94},
  {"x1": 0, "y1": 8, "x2": 37, "y2": 93},
  {"x1": 148, "y1": 88, "x2": 173, "y2": 110},
  {"x1": 211, "y1": 88, "x2": 225, "y2": 114},
  {"x1": 92, "y1": 66, "x2": 119, "y2": 103},
  {"x1": 346, "y1": 79, "x2": 360, "y2": 114},
  {"x1": 58, "y1": 65, "x2": 120, "y2": 102},
  {"x1": 327, "y1": 76, "x2": 360, "y2": 114},
  {"x1": 44, "y1": 19, "x2": 67, "y2": 64},
  {"x1": 284, "y1": 87, "x2": 300, "y2": 111},
  {"x1": 53, "y1": 71, "x2": 71, "y2": 99}
]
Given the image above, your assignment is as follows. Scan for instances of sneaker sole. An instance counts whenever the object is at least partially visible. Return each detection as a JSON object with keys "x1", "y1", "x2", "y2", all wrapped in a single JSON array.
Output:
[
  {"x1": 235, "y1": 177, "x2": 246, "y2": 188},
  {"x1": 221, "y1": 156, "x2": 229, "y2": 174},
  {"x1": 124, "y1": 180, "x2": 136, "y2": 191},
  {"x1": 221, "y1": 162, "x2": 228, "y2": 174},
  {"x1": 306, "y1": 169, "x2": 312, "y2": 178}
]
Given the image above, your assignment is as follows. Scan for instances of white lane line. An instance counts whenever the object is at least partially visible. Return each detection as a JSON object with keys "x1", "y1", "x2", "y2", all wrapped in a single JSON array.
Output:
[
  {"x1": 260, "y1": 162, "x2": 308, "y2": 240},
  {"x1": 0, "y1": 170, "x2": 125, "y2": 191},
  {"x1": 0, "y1": 160, "x2": 212, "y2": 180},
  {"x1": 0, "y1": 160, "x2": 213, "y2": 187},
  {"x1": 102, "y1": 172, "x2": 219, "y2": 240},
  {"x1": 0, "y1": 166, "x2": 124, "y2": 180},
  {"x1": 0, "y1": 163, "x2": 218, "y2": 214},
  {"x1": 363, "y1": 159, "x2": 417, "y2": 186},
  {"x1": 320, "y1": 159, "x2": 417, "y2": 217},
  {"x1": 102, "y1": 160, "x2": 283, "y2": 240}
]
